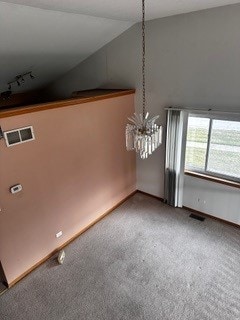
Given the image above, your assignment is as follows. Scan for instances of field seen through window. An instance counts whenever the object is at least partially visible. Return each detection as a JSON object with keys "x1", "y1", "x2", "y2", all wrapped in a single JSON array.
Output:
[{"x1": 185, "y1": 118, "x2": 240, "y2": 179}]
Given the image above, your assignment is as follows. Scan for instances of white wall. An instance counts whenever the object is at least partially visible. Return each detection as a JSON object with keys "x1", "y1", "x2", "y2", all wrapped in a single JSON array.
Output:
[
  {"x1": 183, "y1": 175, "x2": 240, "y2": 224},
  {"x1": 47, "y1": 4, "x2": 240, "y2": 207}
]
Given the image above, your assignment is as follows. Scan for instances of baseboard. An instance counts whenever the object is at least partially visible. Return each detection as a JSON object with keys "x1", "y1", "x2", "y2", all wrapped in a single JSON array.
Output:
[
  {"x1": 8, "y1": 191, "x2": 238, "y2": 288},
  {"x1": 183, "y1": 206, "x2": 240, "y2": 229},
  {"x1": 0, "y1": 282, "x2": 8, "y2": 296},
  {"x1": 137, "y1": 190, "x2": 164, "y2": 202},
  {"x1": 8, "y1": 190, "x2": 137, "y2": 288},
  {"x1": 136, "y1": 191, "x2": 239, "y2": 229}
]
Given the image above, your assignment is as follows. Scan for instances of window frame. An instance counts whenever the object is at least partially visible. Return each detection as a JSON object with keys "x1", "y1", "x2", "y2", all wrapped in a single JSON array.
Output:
[{"x1": 185, "y1": 113, "x2": 240, "y2": 184}]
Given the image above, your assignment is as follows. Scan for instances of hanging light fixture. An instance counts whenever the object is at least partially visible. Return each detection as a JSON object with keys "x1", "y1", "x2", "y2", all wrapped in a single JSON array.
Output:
[{"x1": 126, "y1": 0, "x2": 162, "y2": 159}]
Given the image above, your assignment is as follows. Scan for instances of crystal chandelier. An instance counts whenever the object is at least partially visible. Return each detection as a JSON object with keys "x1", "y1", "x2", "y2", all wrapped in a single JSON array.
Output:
[{"x1": 126, "y1": 0, "x2": 162, "y2": 159}]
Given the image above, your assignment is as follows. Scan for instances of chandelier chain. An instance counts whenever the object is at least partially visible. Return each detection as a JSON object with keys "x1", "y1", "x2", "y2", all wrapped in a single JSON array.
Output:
[
  {"x1": 142, "y1": 0, "x2": 146, "y2": 119},
  {"x1": 125, "y1": 0, "x2": 162, "y2": 159}
]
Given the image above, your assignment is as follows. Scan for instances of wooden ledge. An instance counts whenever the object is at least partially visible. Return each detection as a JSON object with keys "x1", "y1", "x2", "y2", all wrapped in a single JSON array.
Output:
[
  {"x1": 0, "y1": 89, "x2": 135, "y2": 119},
  {"x1": 185, "y1": 170, "x2": 240, "y2": 189}
]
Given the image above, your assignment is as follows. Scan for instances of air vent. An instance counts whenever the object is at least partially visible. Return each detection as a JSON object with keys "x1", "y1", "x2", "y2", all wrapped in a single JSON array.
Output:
[
  {"x1": 189, "y1": 213, "x2": 205, "y2": 222},
  {"x1": 4, "y1": 126, "x2": 35, "y2": 147}
]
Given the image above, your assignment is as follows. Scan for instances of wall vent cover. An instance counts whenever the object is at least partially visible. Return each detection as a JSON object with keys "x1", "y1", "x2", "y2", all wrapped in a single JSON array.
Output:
[
  {"x1": 189, "y1": 213, "x2": 205, "y2": 222},
  {"x1": 4, "y1": 126, "x2": 35, "y2": 147}
]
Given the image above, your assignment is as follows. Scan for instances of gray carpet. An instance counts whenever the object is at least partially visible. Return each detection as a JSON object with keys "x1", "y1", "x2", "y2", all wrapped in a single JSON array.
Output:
[{"x1": 0, "y1": 192, "x2": 240, "y2": 320}]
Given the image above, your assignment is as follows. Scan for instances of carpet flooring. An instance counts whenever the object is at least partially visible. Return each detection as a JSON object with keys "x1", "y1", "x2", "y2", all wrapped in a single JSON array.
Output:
[{"x1": 0, "y1": 193, "x2": 239, "y2": 320}]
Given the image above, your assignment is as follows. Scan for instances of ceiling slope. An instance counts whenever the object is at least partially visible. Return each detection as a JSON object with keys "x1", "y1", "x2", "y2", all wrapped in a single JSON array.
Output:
[
  {"x1": 1, "y1": 0, "x2": 240, "y2": 94},
  {"x1": 3, "y1": 0, "x2": 240, "y2": 21},
  {"x1": 0, "y1": 1, "x2": 133, "y2": 93}
]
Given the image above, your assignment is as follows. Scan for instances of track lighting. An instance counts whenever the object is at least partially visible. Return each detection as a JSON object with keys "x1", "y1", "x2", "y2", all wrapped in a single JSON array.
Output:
[
  {"x1": 6, "y1": 71, "x2": 35, "y2": 91},
  {"x1": 1, "y1": 72, "x2": 36, "y2": 100}
]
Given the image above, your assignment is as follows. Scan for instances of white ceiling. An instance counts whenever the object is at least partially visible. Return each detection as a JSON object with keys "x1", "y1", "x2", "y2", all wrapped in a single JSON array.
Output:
[
  {"x1": 1, "y1": 0, "x2": 240, "y2": 95},
  {"x1": 3, "y1": 0, "x2": 240, "y2": 21}
]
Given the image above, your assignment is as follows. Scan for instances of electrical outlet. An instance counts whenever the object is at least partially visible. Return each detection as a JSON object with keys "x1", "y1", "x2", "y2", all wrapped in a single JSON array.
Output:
[{"x1": 56, "y1": 231, "x2": 63, "y2": 238}]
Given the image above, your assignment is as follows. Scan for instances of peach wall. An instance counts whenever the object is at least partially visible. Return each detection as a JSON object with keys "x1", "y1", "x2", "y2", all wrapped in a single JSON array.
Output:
[{"x1": 0, "y1": 94, "x2": 136, "y2": 284}]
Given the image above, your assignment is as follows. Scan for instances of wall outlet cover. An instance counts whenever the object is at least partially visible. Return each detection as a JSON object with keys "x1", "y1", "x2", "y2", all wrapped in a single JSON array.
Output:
[{"x1": 56, "y1": 231, "x2": 63, "y2": 238}]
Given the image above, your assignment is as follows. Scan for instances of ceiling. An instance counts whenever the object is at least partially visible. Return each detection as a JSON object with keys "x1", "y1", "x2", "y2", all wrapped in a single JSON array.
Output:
[
  {"x1": 0, "y1": 1, "x2": 133, "y2": 94},
  {"x1": 3, "y1": 0, "x2": 240, "y2": 21},
  {"x1": 1, "y1": 0, "x2": 240, "y2": 95}
]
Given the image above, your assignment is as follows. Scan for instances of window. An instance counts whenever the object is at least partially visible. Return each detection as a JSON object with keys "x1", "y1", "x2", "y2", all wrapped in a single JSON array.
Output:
[{"x1": 185, "y1": 114, "x2": 240, "y2": 182}]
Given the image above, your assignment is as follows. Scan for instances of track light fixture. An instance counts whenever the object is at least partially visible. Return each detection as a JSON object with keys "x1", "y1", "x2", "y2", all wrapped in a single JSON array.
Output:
[
  {"x1": 1, "y1": 71, "x2": 36, "y2": 101},
  {"x1": 7, "y1": 71, "x2": 35, "y2": 90}
]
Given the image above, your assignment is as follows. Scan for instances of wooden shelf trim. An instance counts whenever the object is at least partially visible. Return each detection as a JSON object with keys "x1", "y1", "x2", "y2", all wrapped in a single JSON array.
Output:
[
  {"x1": 185, "y1": 170, "x2": 240, "y2": 189},
  {"x1": 0, "y1": 89, "x2": 135, "y2": 119}
]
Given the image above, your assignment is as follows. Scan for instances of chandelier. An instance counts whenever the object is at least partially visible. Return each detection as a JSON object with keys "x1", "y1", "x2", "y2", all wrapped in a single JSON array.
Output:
[{"x1": 126, "y1": 0, "x2": 162, "y2": 159}]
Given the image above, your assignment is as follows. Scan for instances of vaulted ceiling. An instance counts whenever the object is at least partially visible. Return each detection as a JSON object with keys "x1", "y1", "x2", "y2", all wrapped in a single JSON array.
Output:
[
  {"x1": 0, "y1": 1, "x2": 133, "y2": 94},
  {"x1": 4, "y1": 0, "x2": 240, "y2": 21},
  {"x1": 1, "y1": 0, "x2": 240, "y2": 94}
]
